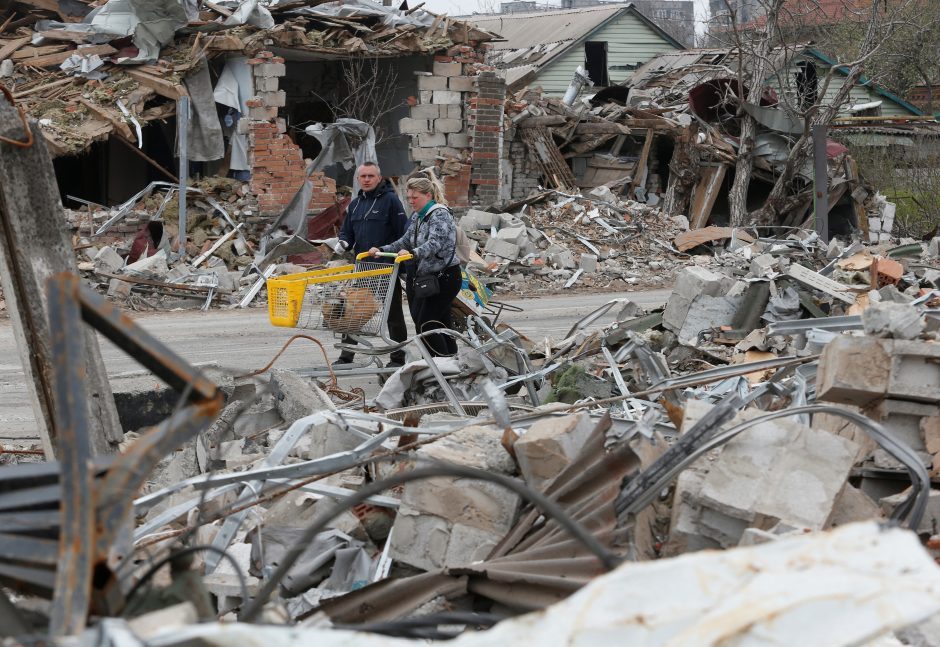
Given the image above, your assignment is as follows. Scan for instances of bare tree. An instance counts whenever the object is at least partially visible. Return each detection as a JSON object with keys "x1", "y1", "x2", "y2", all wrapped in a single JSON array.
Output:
[
  {"x1": 308, "y1": 58, "x2": 402, "y2": 145},
  {"x1": 707, "y1": 0, "x2": 921, "y2": 227}
]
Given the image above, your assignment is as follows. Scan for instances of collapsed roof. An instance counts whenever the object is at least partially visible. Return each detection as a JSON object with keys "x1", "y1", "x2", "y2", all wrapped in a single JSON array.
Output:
[{"x1": 0, "y1": 0, "x2": 499, "y2": 155}]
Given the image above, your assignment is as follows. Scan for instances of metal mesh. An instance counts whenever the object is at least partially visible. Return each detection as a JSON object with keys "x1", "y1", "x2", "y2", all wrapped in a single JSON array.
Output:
[{"x1": 296, "y1": 261, "x2": 394, "y2": 336}]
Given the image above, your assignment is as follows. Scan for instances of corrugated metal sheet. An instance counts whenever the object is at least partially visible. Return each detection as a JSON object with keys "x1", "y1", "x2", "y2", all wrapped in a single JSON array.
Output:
[
  {"x1": 470, "y1": 6, "x2": 626, "y2": 52},
  {"x1": 312, "y1": 413, "x2": 662, "y2": 624}
]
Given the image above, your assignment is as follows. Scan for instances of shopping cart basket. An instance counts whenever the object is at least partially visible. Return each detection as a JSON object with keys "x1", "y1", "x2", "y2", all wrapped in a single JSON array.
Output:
[{"x1": 267, "y1": 252, "x2": 411, "y2": 344}]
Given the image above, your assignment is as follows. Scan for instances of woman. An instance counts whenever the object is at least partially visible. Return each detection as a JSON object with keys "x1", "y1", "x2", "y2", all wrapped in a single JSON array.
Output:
[{"x1": 368, "y1": 172, "x2": 461, "y2": 357}]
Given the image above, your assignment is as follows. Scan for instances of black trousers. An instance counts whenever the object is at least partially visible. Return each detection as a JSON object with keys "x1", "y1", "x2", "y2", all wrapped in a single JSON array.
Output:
[
  {"x1": 339, "y1": 278, "x2": 407, "y2": 363},
  {"x1": 405, "y1": 265, "x2": 462, "y2": 357}
]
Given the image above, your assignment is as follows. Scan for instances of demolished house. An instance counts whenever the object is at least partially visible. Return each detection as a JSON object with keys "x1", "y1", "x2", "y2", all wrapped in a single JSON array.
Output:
[
  {"x1": 0, "y1": 0, "x2": 500, "y2": 310},
  {"x1": 3, "y1": 2, "x2": 940, "y2": 644}
]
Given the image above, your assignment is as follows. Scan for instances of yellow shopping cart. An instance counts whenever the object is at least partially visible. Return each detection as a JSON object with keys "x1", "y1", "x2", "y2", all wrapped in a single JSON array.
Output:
[{"x1": 267, "y1": 252, "x2": 410, "y2": 345}]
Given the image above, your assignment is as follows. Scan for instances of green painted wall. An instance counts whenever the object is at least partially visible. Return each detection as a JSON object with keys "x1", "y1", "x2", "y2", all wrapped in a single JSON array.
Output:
[
  {"x1": 769, "y1": 61, "x2": 917, "y2": 117},
  {"x1": 533, "y1": 12, "x2": 679, "y2": 95}
]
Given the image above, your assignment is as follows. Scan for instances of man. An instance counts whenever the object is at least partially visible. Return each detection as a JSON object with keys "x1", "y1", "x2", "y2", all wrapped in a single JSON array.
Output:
[{"x1": 333, "y1": 162, "x2": 408, "y2": 367}]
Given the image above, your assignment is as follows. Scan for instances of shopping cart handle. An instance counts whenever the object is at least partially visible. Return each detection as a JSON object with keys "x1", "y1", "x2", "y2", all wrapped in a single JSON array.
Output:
[{"x1": 356, "y1": 251, "x2": 414, "y2": 263}]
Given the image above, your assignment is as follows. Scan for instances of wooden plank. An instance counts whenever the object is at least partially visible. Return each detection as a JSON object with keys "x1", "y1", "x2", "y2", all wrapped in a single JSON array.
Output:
[
  {"x1": 0, "y1": 36, "x2": 31, "y2": 62},
  {"x1": 627, "y1": 128, "x2": 655, "y2": 198},
  {"x1": 12, "y1": 76, "x2": 75, "y2": 99},
  {"x1": 77, "y1": 98, "x2": 135, "y2": 141},
  {"x1": 574, "y1": 122, "x2": 631, "y2": 135},
  {"x1": 688, "y1": 164, "x2": 729, "y2": 229},
  {"x1": 96, "y1": 272, "x2": 232, "y2": 295},
  {"x1": 124, "y1": 68, "x2": 188, "y2": 100},
  {"x1": 12, "y1": 45, "x2": 71, "y2": 60},
  {"x1": 17, "y1": 44, "x2": 116, "y2": 68},
  {"x1": 844, "y1": 157, "x2": 869, "y2": 236}
]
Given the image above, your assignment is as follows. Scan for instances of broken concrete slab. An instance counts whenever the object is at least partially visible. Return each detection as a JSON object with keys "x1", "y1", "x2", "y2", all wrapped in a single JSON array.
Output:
[
  {"x1": 270, "y1": 369, "x2": 334, "y2": 425},
  {"x1": 389, "y1": 425, "x2": 521, "y2": 571},
  {"x1": 861, "y1": 301, "x2": 926, "y2": 340},
  {"x1": 817, "y1": 336, "x2": 940, "y2": 406},
  {"x1": 662, "y1": 266, "x2": 730, "y2": 333},
  {"x1": 514, "y1": 412, "x2": 594, "y2": 492},
  {"x1": 692, "y1": 415, "x2": 859, "y2": 546},
  {"x1": 676, "y1": 294, "x2": 743, "y2": 346}
]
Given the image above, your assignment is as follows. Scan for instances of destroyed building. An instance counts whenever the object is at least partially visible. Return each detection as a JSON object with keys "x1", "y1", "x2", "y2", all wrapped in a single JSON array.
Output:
[{"x1": 2, "y1": 0, "x2": 940, "y2": 644}]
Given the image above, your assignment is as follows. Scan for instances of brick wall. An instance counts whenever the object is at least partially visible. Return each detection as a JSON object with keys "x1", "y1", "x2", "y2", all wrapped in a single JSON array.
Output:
[
  {"x1": 468, "y1": 72, "x2": 506, "y2": 207},
  {"x1": 400, "y1": 45, "x2": 496, "y2": 208},
  {"x1": 246, "y1": 51, "x2": 335, "y2": 217},
  {"x1": 248, "y1": 120, "x2": 335, "y2": 216}
]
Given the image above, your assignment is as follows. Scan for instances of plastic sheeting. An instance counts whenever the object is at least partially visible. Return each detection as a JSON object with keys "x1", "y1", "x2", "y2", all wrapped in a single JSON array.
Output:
[{"x1": 286, "y1": 0, "x2": 440, "y2": 30}]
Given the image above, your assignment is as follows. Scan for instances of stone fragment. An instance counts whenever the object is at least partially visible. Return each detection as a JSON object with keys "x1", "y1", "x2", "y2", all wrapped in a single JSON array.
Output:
[
  {"x1": 94, "y1": 245, "x2": 124, "y2": 273},
  {"x1": 676, "y1": 294, "x2": 742, "y2": 346},
  {"x1": 270, "y1": 369, "x2": 333, "y2": 425},
  {"x1": 580, "y1": 253, "x2": 598, "y2": 273},
  {"x1": 861, "y1": 301, "x2": 926, "y2": 340},
  {"x1": 389, "y1": 426, "x2": 520, "y2": 571},
  {"x1": 484, "y1": 237, "x2": 519, "y2": 260},
  {"x1": 662, "y1": 266, "x2": 728, "y2": 333},
  {"x1": 514, "y1": 413, "x2": 594, "y2": 491}
]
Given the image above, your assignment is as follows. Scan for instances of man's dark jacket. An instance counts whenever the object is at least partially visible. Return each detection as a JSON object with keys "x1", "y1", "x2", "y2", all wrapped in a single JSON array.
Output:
[{"x1": 339, "y1": 179, "x2": 408, "y2": 255}]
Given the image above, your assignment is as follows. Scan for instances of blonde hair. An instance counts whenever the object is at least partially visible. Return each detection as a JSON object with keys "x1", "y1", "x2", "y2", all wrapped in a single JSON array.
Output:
[{"x1": 406, "y1": 167, "x2": 447, "y2": 205}]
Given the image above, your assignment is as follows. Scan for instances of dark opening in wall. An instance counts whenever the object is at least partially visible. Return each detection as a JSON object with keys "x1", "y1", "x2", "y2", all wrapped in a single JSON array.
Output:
[{"x1": 584, "y1": 41, "x2": 609, "y2": 87}]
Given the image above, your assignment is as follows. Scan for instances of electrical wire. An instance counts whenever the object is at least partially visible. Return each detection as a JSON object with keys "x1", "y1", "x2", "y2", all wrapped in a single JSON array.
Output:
[
  {"x1": 240, "y1": 460, "x2": 622, "y2": 622},
  {"x1": 122, "y1": 544, "x2": 250, "y2": 616},
  {"x1": 333, "y1": 611, "x2": 503, "y2": 640}
]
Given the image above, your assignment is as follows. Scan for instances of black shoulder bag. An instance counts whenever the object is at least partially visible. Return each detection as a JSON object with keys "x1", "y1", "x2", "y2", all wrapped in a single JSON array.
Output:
[{"x1": 412, "y1": 208, "x2": 455, "y2": 299}]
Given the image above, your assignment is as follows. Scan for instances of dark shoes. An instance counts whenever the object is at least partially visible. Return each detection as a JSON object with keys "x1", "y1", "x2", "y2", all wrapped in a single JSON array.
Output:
[
  {"x1": 386, "y1": 355, "x2": 406, "y2": 369},
  {"x1": 331, "y1": 356, "x2": 354, "y2": 367}
]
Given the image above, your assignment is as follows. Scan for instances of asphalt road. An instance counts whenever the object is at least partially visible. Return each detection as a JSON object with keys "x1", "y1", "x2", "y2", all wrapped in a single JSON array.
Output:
[{"x1": 0, "y1": 288, "x2": 671, "y2": 442}]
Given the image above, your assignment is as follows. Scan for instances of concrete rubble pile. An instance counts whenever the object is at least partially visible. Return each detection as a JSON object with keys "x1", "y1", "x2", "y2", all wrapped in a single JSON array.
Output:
[
  {"x1": 459, "y1": 188, "x2": 684, "y2": 295},
  {"x1": 3, "y1": 237, "x2": 930, "y2": 643}
]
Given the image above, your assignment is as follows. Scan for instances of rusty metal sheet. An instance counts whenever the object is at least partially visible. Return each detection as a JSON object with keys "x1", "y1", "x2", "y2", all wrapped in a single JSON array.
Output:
[
  {"x1": 674, "y1": 225, "x2": 756, "y2": 252},
  {"x1": 315, "y1": 413, "x2": 649, "y2": 623},
  {"x1": 47, "y1": 273, "x2": 95, "y2": 637}
]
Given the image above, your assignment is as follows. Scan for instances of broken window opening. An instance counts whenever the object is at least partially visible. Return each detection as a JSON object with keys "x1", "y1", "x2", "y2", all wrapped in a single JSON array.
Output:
[
  {"x1": 584, "y1": 41, "x2": 609, "y2": 87},
  {"x1": 795, "y1": 60, "x2": 818, "y2": 112}
]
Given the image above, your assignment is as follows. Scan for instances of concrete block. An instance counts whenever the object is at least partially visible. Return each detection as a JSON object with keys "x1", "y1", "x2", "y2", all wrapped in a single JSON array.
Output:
[
  {"x1": 448, "y1": 76, "x2": 475, "y2": 92},
  {"x1": 870, "y1": 399, "x2": 939, "y2": 452},
  {"x1": 125, "y1": 249, "x2": 169, "y2": 277},
  {"x1": 417, "y1": 75, "x2": 448, "y2": 91},
  {"x1": 254, "y1": 62, "x2": 285, "y2": 77},
  {"x1": 580, "y1": 253, "x2": 598, "y2": 273},
  {"x1": 749, "y1": 253, "x2": 777, "y2": 276},
  {"x1": 861, "y1": 301, "x2": 926, "y2": 340},
  {"x1": 419, "y1": 90, "x2": 433, "y2": 104},
  {"x1": 825, "y1": 483, "x2": 884, "y2": 528},
  {"x1": 662, "y1": 468, "x2": 722, "y2": 556},
  {"x1": 418, "y1": 132, "x2": 446, "y2": 147},
  {"x1": 445, "y1": 104, "x2": 463, "y2": 119},
  {"x1": 255, "y1": 76, "x2": 279, "y2": 92},
  {"x1": 94, "y1": 245, "x2": 124, "y2": 273},
  {"x1": 389, "y1": 425, "x2": 520, "y2": 570},
  {"x1": 662, "y1": 266, "x2": 729, "y2": 333},
  {"x1": 410, "y1": 147, "x2": 440, "y2": 163},
  {"x1": 496, "y1": 225, "x2": 527, "y2": 245},
  {"x1": 432, "y1": 90, "x2": 462, "y2": 105},
  {"x1": 259, "y1": 90, "x2": 286, "y2": 108},
  {"x1": 434, "y1": 118, "x2": 463, "y2": 133},
  {"x1": 447, "y1": 133, "x2": 470, "y2": 148},
  {"x1": 411, "y1": 103, "x2": 443, "y2": 119},
  {"x1": 818, "y1": 336, "x2": 940, "y2": 405},
  {"x1": 695, "y1": 416, "x2": 858, "y2": 546},
  {"x1": 248, "y1": 105, "x2": 278, "y2": 120},
  {"x1": 433, "y1": 60, "x2": 463, "y2": 77},
  {"x1": 550, "y1": 249, "x2": 576, "y2": 270},
  {"x1": 270, "y1": 368, "x2": 333, "y2": 425},
  {"x1": 676, "y1": 294, "x2": 743, "y2": 346},
  {"x1": 515, "y1": 412, "x2": 594, "y2": 491},
  {"x1": 484, "y1": 237, "x2": 519, "y2": 260},
  {"x1": 399, "y1": 117, "x2": 430, "y2": 135}
]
